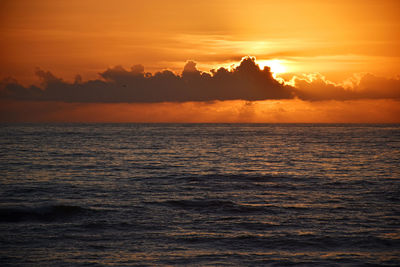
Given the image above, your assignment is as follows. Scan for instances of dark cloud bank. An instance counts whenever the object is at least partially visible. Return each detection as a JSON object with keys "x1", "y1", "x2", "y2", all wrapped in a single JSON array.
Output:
[{"x1": 1, "y1": 57, "x2": 399, "y2": 102}]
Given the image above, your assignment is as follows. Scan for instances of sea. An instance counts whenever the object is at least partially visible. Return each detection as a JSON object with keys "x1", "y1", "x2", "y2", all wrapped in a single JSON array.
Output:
[{"x1": 0, "y1": 123, "x2": 399, "y2": 266}]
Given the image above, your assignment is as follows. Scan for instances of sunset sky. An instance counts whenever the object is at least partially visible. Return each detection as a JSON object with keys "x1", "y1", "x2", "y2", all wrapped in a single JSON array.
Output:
[{"x1": 1, "y1": 0, "x2": 399, "y2": 122}]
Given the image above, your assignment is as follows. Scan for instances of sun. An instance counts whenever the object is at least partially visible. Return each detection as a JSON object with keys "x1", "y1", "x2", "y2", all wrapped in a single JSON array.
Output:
[{"x1": 258, "y1": 59, "x2": 287, "y2": 75}]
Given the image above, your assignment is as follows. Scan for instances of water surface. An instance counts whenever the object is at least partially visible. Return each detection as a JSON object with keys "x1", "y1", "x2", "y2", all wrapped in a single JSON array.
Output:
[{"x1": 1, "y1": 123, "x2": 399, "y2": 266}]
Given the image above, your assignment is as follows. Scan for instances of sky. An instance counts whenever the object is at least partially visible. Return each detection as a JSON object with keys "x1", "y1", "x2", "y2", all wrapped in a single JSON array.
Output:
[{"x1": 0, "y1": 0, "x2": 399, "y2": 122}]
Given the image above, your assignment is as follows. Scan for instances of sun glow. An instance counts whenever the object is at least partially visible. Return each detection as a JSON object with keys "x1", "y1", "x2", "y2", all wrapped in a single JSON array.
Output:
[{"x1": 258, "y1": 60, "x2": 287, "y2": 75}]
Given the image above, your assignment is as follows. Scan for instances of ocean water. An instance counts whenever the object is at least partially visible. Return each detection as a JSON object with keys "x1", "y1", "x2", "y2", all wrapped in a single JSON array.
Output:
[{"x1": 0, "y1": 123, "x2": 399, "y2": 266}]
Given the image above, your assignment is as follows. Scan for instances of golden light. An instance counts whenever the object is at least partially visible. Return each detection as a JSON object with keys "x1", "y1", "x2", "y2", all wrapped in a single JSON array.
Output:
[{"x1": 258, "y1": 59, "x2": 287, "y2": 75}]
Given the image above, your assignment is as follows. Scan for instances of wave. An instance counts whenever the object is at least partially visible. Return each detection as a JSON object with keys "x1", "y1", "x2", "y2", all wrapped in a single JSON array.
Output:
[
  {"x1": 0, "y1": 204, "x2": 93, "y2": 223},
  {"x1": 169, "y1": 173, "x2": 322, "y2": 187},
  {"x1": 171, "y1": 233, "x2": 400, "y2": 251},
  {"x1": 149, "y1": 199, "x2": 276, "y2": 214}
]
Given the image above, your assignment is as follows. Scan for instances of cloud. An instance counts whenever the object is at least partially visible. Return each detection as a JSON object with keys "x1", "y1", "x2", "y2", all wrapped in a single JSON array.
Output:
[
  {"x1": 290, "y1": 73, "x2": 400, "y2": 101},
  {"x1": 0, "y1": 57, "x2": 293, "y2": 103},
  {"x1": 1, "y1": 56, "x2": 399, "y2": 103}
]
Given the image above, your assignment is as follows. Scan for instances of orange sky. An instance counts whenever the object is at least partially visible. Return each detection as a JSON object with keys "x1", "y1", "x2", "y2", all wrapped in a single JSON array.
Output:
[
  {"x1": 1, "y1": 99, "x2": 399, "y2": 123},
  {"x1": 0, "y1": 0, "x2": 399, "y2": 122}
]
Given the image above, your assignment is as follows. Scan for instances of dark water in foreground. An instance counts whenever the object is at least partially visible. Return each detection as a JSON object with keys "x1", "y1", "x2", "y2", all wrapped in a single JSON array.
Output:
[{"x1": 0, "y1": 123, "x2": 399, "y2": 266}]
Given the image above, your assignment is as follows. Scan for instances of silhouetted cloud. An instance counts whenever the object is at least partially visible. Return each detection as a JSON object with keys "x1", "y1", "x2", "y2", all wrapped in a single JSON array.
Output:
[
  {"x1": 0, "y1": 57, "x2": 293, "y2": 103},
  {"x1": 1, "y1": 56, "x2": 399, "y2": 103}
]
